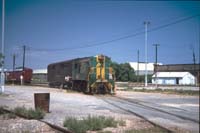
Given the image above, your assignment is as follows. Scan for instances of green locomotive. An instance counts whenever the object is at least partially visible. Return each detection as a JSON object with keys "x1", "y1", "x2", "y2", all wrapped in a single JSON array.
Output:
[{"x1": 48, "y1": 55, "x2": 115, "y2": 94}]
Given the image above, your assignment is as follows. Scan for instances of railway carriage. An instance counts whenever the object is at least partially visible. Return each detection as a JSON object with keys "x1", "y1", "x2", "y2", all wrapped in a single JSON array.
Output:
[
  {"x1": 48, "y1": 55, "x2": 115, "y2": 94},
  {"x1": 5, "y1": 67, "x2": 33, "y2": 84}
]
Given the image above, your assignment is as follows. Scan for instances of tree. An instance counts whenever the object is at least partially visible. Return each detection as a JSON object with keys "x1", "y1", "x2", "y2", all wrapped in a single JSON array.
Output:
[
  {"x1": 0, "y1": 53, "x2": 4, "y2": 67},
  {"x1": 111, "y1": 62, "x2": 136, "y2": 82}
]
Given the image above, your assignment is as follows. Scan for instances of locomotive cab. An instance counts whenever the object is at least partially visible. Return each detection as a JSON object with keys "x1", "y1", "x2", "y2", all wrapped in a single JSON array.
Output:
[{"x1": 88, "y1": 55, "x2": 115, "y2": 94}]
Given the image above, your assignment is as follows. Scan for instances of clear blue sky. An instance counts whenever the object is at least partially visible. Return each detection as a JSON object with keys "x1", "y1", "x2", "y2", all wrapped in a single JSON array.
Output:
[{"x1": 0, "y1": 0, "x2": 200, "y2": 69}]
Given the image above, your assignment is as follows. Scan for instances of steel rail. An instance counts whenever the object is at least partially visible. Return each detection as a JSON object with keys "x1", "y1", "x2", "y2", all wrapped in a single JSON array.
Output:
[
  {"x1": 114, "y1": 96, "x2": 199, "y2": 124},
  {"x1": 96, "y1": 95, "x2": 173, "y2": 133}
]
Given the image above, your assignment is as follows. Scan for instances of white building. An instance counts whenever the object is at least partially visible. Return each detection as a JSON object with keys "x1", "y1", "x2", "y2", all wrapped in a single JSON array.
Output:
[
  {"x1": 129, "y1": 62, "x2": 162, "y2": 75},
  {"x1": 32, "y1": 69, "x2": 47, "y2": 84},
  {"x1": 152, "y1": 72, "x2": 195, "y2": 85}
]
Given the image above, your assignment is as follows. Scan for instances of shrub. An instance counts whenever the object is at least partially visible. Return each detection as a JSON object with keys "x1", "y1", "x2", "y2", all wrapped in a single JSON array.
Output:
[
  {"x1": 63, "y1": 115, "x2": 125, "y2": 133},
  {"x1": 13, "y1": 106, "x2": 45, "y2": 119}
]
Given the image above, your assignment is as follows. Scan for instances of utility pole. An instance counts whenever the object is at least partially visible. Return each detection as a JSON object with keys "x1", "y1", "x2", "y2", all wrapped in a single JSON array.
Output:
[
  {"x1": 12, "y1": 54, "x2": 16, "y2": 85},
  {"x1": 144, "y1": 21, "x2": 150, "y2": 87},
  {"x1": 192, "y1": 49, "x2": 196, "y2": 65},
  {"x1": 1, "y1": 0, "x2": 5, "y2": 93},
  {"x1": 22, "y1": 45, "x2": 26, "y2": 71},
  {"x1": 137, "y1": 50, "x2": 139, "y2": 82},
  {"x1": 153, "y1": 44, "x2": 160, "y2": 88},
  {"x1": 13, "y1": 54, "x2": 16, "y2": 72}
]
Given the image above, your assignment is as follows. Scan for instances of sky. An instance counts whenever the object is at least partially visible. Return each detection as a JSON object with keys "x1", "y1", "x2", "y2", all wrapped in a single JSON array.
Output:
[{"x1": 0, "y1": 0, "x2": 200, "y2": 69}]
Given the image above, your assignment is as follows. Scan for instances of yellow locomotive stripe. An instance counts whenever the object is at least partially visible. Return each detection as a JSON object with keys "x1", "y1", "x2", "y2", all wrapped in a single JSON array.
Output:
[
  {"x1": 101, "y1": 56, "x2": 105, "y2": 80},
  {"x1": 96, "y1": 55, "x2": 105, "y2": 80}
]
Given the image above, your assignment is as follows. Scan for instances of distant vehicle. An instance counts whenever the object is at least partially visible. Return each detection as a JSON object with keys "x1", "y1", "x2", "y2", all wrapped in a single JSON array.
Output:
[
  {"x1": 48, "y1": 55, "x2": 115, "y2": 94},
  {"x1": 5, "y1": 67, "x2": 33, "y2": 84}
]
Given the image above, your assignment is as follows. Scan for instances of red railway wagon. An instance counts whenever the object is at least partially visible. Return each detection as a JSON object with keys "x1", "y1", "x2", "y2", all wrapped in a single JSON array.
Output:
[{"x1": 5, "y1": 67, "x2": 33, "y2": 83}]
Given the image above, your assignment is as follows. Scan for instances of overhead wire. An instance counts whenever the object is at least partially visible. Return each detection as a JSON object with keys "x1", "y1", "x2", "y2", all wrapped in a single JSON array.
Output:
[{"x1": 29, "y1": 14, "x2": 200, "y2": 52}]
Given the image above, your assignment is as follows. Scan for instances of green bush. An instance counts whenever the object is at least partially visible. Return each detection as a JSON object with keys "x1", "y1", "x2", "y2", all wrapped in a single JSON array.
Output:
[
  {"x1": 13, "y1": 106, "x2": 45, "y2": 119},
  {"x1": 63, "y1": 115, "x2": 125, "y2": 133}
]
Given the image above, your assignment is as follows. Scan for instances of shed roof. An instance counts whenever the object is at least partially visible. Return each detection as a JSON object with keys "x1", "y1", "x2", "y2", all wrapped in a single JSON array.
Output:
[{"x1": 152, "y1": 72, "x2": 192, "y2": 78}]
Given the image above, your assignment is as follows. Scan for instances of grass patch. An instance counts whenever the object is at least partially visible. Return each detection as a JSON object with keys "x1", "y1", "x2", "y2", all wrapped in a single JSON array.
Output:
[
  {"x1": 13, "y1": 106, "x2": 45, "y2": 119},
  {"x1": 63, "y1": 115, "x2": 125, "y2": 133},
  {"x1": 125, "y1": 127, "x2": 168, "y2": 133},
  {"x1": 118, "y1": 119, "x2": 126, "y2": 126}
]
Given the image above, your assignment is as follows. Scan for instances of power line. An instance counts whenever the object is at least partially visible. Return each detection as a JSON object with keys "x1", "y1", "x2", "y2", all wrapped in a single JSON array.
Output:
[{"x1": 30, "y1": 14, "x2": 200, "y2": 52}]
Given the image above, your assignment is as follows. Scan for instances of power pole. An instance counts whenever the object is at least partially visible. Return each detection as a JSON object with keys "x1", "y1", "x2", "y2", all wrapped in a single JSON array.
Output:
[
  {"x1": 22, "y1": 45, "x2": 26, "y2": 71},
  {"x1": 144, "y1": 21, "x2": 150, "y2": 87},
  {"x1": 12, "y1": 54, "x2": 16, "y2": 84},
  {"x1": 153, "y1": 44, "x2": 160, "y2": 88},
  {"x1": 192, "y1": 49, "x2": 196, "y2": 65},
  {"x1": 137, "y1": 50, "x2": 139, "y2": 82},
  {"x1": 1, "y1": 0, "x2": 5, "y2": 93}
]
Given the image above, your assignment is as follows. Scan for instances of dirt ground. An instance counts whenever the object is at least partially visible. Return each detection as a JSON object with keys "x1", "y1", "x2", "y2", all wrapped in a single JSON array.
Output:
[
  {"x1": 0, "y1": 85, "x2": 199, "y2": 133},
  {"x1": 0, "y1": 85, "x2": 156, "y2": 132},
  {"x1": 0, "y1": 113, "x2": 59, "y2": 133}
]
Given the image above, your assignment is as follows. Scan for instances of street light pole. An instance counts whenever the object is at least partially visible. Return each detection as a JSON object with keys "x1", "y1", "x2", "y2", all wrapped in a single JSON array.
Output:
[
  {"x1": 144, "y1": 21, "x2": 150, "y2": 87},
  {"x1": 1, "y1": 0, "x2": 5, "y2": 93}
]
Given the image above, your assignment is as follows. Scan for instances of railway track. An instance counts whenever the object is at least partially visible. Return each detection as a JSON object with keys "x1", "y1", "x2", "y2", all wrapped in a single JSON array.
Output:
[
  {"x1": 97, "y1": 95, "x2": 199, "y2": 133},
  {"x1": 115, "y1": 96, "x2": 199, "y2": 123}
]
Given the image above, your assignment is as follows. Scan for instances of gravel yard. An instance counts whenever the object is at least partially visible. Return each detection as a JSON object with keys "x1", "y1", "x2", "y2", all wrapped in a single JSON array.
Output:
[
  {"x1": 0, "y1": 85, "x2": 155, "y2": 132},
  {"x1": 0, "y1": 85, "x2": 199, "y2": 133},
  {"x1": 0, "y1": 118, "x2": 58, "y2": 133}
]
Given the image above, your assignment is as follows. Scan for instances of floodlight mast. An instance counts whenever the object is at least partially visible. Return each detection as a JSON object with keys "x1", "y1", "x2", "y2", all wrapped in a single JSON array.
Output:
[
  {"x1": 144, "y1": 21, "x2": 150, "y2": 87},
  {"x1": 1, "y1": 0, "x2": 5, "y2": 93}
]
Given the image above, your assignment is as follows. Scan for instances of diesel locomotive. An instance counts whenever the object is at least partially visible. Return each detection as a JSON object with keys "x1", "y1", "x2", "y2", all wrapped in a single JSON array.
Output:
[{"x1": 48, "y1": 55, "x2": 115, "y2": 94}]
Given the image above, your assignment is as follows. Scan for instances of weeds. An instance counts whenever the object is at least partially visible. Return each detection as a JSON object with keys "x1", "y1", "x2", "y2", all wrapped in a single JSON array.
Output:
[
  {"x1": 118, "y1": 119, "x2": 126, "y2": 126},
  {"x1": 63, "y1": 115, "x2": 125, "y2": 133},
  {"x1": 13, "y1": 106, "x2": 45, "y2": 119}
]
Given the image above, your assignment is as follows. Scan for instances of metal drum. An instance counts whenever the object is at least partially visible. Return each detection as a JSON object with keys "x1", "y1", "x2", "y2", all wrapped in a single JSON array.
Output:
[{"x1": 34, "y1": 93, "x2": 50, "y2": 112}]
